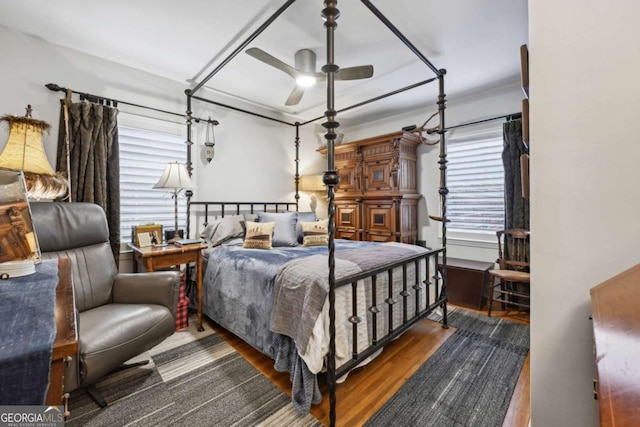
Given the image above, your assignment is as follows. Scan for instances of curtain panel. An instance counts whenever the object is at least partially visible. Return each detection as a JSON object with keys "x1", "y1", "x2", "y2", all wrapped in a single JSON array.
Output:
[
  {"x1": 56, "y1": 100, "x2": 120, "y2": 260},
  {"x1": 502, "y1": 120, "x2": 529, "y2": 231}
]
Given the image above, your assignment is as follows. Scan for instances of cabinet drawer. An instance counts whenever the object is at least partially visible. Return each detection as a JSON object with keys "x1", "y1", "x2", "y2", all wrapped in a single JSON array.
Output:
[
  {"x1": 366, "y1": 231, "x2": 393, "y2": 243},
  {"x1": 337, "y1": 228, "x2": 359, "y2": 240}
]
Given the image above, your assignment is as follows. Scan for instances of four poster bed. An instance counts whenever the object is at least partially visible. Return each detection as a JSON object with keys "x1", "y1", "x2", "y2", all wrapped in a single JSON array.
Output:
[{"x1": 183, "y1": 1, "x2": 449, "y2": 425}]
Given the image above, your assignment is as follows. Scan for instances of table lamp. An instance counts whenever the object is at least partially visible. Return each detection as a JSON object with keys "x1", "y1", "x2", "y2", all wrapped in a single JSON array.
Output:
[
  {"x1": 299, "y1": 174, "x2": 325, "y2": 214},
  {"x1": 153, "y1": 162, "x2": 195, "y2": 241},
  {"x1": 0, "y1": 105, "x2": 67, "y2": 200}
]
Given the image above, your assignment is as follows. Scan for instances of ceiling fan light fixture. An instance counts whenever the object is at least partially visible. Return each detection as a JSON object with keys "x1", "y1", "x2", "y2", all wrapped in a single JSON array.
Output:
[{"x1": 295, "y1": 74, "x2": 317, "y2": 88}]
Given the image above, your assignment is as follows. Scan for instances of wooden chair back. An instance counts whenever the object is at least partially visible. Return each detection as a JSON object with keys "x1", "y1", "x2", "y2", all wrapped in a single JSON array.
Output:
[{"x1": 496, "y1": 228, "x2": 530, "y2": 272}]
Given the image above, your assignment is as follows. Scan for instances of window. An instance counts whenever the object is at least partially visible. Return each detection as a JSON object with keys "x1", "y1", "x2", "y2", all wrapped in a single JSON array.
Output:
[
  {"x1": 446, "y1": 126, "x2": 504, "y2": 240},
  {"x1": 119, "y1": 124, "x2": 188, "y2": 243}
]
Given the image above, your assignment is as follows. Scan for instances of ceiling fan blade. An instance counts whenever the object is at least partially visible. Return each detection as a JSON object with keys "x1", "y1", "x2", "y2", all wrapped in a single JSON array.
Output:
[
  {"x1": 285, "y1": 85, "x2": 305, "y2": 106},
  {"x1": 335, "y1": 65, "x2": 374, "y2": 80},
  {"x1": 246, "y1": 47, "x2": 299, "y2": 79}
]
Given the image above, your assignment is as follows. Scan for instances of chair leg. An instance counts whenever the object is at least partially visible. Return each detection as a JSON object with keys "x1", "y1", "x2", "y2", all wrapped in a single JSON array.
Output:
[
  {"x1": 85, "y1": 360, "x2": 149, "y2": 408},
  {"x1": 487, "y1": 278, "x2": 495, "y2": 317},
  {"x1": 86, "y1": 385, "x2": 108, "y2": 408}
]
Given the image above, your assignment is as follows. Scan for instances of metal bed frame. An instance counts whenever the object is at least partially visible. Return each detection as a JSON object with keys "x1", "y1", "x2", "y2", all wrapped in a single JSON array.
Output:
[{"x1": 183, "y1": 2, "x2": 449, "y2": 425}]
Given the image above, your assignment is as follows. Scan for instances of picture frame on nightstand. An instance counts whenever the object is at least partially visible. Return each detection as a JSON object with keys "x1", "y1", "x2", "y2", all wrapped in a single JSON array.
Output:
[{"x1": 132, "y1": 224, "x2": 163, "y2": 247}]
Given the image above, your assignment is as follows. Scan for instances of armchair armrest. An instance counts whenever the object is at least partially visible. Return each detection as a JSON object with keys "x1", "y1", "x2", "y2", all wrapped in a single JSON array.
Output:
[{"x1": 112, "y1": 271, "x2": 181, "y2": 317}]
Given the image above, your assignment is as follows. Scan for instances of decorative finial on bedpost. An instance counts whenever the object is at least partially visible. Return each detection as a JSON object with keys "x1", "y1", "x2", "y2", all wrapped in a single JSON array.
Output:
[{"x1": 322, "y1": 0, "x2": 340, "y2": 28}]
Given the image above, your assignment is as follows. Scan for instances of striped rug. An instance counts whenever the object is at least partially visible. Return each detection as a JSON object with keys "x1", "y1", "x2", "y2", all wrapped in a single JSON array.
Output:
[
  {"x1": 365, "y1": 307, "x2": 529, "y2": 427},
  {"x1": 66, "y1": 321, "x2": 321, "y2": 427}
]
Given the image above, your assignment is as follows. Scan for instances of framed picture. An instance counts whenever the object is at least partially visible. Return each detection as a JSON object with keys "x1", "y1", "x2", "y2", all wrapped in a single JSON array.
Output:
[
  {"x1": 132, "y1": 224, "x2": 163, "y2": 247},
  {"x1": 0, "y1": 168, "x2": 41, "y2": 265}
]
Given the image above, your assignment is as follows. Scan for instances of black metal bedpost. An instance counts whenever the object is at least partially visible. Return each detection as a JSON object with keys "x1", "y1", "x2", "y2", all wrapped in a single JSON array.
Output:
[
  {"x1": 437, "y1": 70, "x2": 449, "y2": 329},
  {"x1": 322, "y1": 1, "x2": 340, "y2": 426},
  {"x1": 185, "y1": 89, "x2": 194, "y2": 238},
  {"x1": 294, "y1": 122, "x2": 300, "y2": 211}
]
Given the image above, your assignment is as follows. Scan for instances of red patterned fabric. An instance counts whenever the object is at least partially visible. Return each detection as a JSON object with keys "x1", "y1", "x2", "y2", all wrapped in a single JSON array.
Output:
[{"x1": 175, "y1": 282, "x2": 189, "y2": 331}]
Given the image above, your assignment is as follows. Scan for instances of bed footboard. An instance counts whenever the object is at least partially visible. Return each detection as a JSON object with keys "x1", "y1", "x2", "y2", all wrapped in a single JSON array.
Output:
[{"x1": 331, "y1": 247, "x2": 446, "y2": 379}]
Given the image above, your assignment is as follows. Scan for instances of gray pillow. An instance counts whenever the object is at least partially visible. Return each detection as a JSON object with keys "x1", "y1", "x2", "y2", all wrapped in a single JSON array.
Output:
[
  {"x1": 243, "y1": 213, "x2": 259, "y2": 223},
  {"x1": 207, "y1": 215, "x2": 245, "y2": 247},
  {"x1": 199, "y1": 217, "x2": 223, "y2": 241},
  {"x1": 290, "y1": 211, "x2": 317, "y2": 242},
  {"x1": 256, "y1": 211, "x2": 298, "y2": 247}
]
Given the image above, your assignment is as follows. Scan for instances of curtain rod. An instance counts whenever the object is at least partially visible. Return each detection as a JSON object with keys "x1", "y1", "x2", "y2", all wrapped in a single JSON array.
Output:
[
  {"x1": 44, "y1": 83, "x2": 218, "y2": 125},
  {"x1": 441, "y1": 112, "x2": 521, "y2": 132}
]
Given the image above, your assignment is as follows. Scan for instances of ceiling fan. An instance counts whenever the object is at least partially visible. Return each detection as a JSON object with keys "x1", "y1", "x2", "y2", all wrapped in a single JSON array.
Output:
[{"x1": 246, "y1": 47, "x2": 374, "y2": 106}]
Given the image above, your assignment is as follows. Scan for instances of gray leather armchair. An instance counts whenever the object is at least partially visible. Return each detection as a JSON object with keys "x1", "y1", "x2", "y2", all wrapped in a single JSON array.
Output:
[{"x1": 31, "y1": 202, "x2": 180, "y2": 406}]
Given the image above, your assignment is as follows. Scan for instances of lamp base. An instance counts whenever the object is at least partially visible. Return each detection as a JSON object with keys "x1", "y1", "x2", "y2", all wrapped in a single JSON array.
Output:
[
  {"x1": 165, "y1": 229, "x2": 184, "y2": 242},
  {"x1": 309, "y1": 194, "x2": 317, "y2": 214}
]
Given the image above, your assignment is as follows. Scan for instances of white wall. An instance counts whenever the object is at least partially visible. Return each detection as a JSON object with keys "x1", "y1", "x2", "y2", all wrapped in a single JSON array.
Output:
[
  {"x1": 342, "y1": 83, "x2": 523, "y2": 262},
  {"x1": 0, "y1": 25, "x2": 319, "y2": 243},
  {"x1": 530, "y1": 2, "x2": 640, "y2": 426}
]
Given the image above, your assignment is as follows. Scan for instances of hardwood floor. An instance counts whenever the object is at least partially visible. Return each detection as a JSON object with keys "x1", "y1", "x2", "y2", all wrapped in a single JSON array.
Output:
[{"x1": 207, "y1": 306, "x2": 530, "y2": 427}]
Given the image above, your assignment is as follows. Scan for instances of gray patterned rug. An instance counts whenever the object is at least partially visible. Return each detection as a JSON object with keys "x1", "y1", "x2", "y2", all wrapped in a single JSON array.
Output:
[
  {"x1": 66, "y1": 322, "x2": 320, "y2": 427},
  {"x1": 365, "y1": 308, "x2": 530, "y2": 427}
]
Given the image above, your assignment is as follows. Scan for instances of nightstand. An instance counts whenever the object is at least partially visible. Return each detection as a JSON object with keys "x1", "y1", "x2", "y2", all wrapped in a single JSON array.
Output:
[{"x1": 129, "y1": 242, "x2": 208, "y2": 331}]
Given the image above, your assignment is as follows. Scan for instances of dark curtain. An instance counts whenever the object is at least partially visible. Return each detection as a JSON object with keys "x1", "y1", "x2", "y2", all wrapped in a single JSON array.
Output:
[
  {"x1": 56, "y1": 100, "x2": 120, "y2": 261},
  {"x1": 502, "y1": 120, "x2": 529, "y2": 230}
]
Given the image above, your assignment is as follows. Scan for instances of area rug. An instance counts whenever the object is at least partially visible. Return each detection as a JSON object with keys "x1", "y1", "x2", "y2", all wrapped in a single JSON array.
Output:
[
  {"x1": 66, "y1": 321, "x2": 321, "y2": 427},
  {"x1": 364, "y1": 308, "x2": 530, "y2": 427}
]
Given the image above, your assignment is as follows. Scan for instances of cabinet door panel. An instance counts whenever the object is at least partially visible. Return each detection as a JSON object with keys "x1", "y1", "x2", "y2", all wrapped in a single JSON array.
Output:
[
  {"x1": 336, "y1": 203, "x2": 359, "y2": 229},
  {"x1": 364, "y1": 160, "x2": 392, "y2": 193},
  {"x1": 363, "y1": 203, "x2": 395, "y2": 242},
  {"x1": 336, "y1": 162, "x2": 358, "y2": 194}
]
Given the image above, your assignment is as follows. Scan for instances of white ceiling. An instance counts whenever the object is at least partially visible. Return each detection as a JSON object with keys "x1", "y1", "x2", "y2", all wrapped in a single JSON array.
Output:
[{"x1": 0, "y1": 0, "x2": 528, "y2": 125}]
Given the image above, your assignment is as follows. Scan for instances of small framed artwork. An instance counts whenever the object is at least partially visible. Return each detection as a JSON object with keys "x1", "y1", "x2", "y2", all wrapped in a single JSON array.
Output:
[
  {"x1": 132, "y1": 224, "x2": 163, "y2": 247},
  {"x1": 0, "y1": 168, "x2": 41, "y2": 277}
]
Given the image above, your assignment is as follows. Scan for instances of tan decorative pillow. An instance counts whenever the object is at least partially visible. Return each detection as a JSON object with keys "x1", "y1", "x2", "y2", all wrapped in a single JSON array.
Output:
[
  {"x1": 301, "y1": 219, "x2": 329, "y2": 247},
  {"x1": 243, "y1": 221, "x2": 275, "y2": 249}
]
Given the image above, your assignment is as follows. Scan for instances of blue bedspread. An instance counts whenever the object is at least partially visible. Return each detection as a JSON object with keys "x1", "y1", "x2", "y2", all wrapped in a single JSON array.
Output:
[
  {"x1": 0, "y1": 259, "x2": 59, "y2": 405},
  {"x1": 202, "y1": 240, "x2": 381, "y2": 413}
]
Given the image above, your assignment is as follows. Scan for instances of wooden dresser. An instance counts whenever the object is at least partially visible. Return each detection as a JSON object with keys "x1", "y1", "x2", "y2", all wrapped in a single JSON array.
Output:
[
  {"x1": 590, "y1": 262, "x2": 640, "y2": 425},
  {"x1": 318, "y1": 131, "x2": 422, "y2": 244}
]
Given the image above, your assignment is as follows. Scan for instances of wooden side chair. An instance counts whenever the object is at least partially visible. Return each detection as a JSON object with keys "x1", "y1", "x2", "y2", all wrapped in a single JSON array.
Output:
[{"x1": 488, "y1": 229, "x2": 530, "y2": 316}]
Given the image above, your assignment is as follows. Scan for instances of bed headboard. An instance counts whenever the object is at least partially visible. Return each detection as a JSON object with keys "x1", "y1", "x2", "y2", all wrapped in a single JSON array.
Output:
[{"x1": 187, "y1": 201, "x2": 298, "y2": 237}]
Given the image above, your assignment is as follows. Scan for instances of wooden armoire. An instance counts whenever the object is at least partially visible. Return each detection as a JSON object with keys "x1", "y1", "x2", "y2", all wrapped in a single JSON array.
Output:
[{"x1": 318, "y1": 131, "x2": 421, "y2": 244}]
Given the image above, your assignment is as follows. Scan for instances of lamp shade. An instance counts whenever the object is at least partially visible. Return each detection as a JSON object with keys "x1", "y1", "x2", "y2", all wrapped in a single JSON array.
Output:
[
  {"x1": 153, "y1": 162, "x2": 195, "y2": 190},
  {"x1": 299, "y1": 174, "x2": 325, "y2": 192},
  {"x1": 0, "y1": 114, "x2": 67, "y2": 199}
]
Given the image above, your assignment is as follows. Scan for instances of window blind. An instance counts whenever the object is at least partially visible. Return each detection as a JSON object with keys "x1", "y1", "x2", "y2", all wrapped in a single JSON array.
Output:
[
  {"x1": 446, "y1": 136, "x2": 504, "y2": 233},
  {"x1": 119, "y1": 125, "x2": 188, "y2": 243}
]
